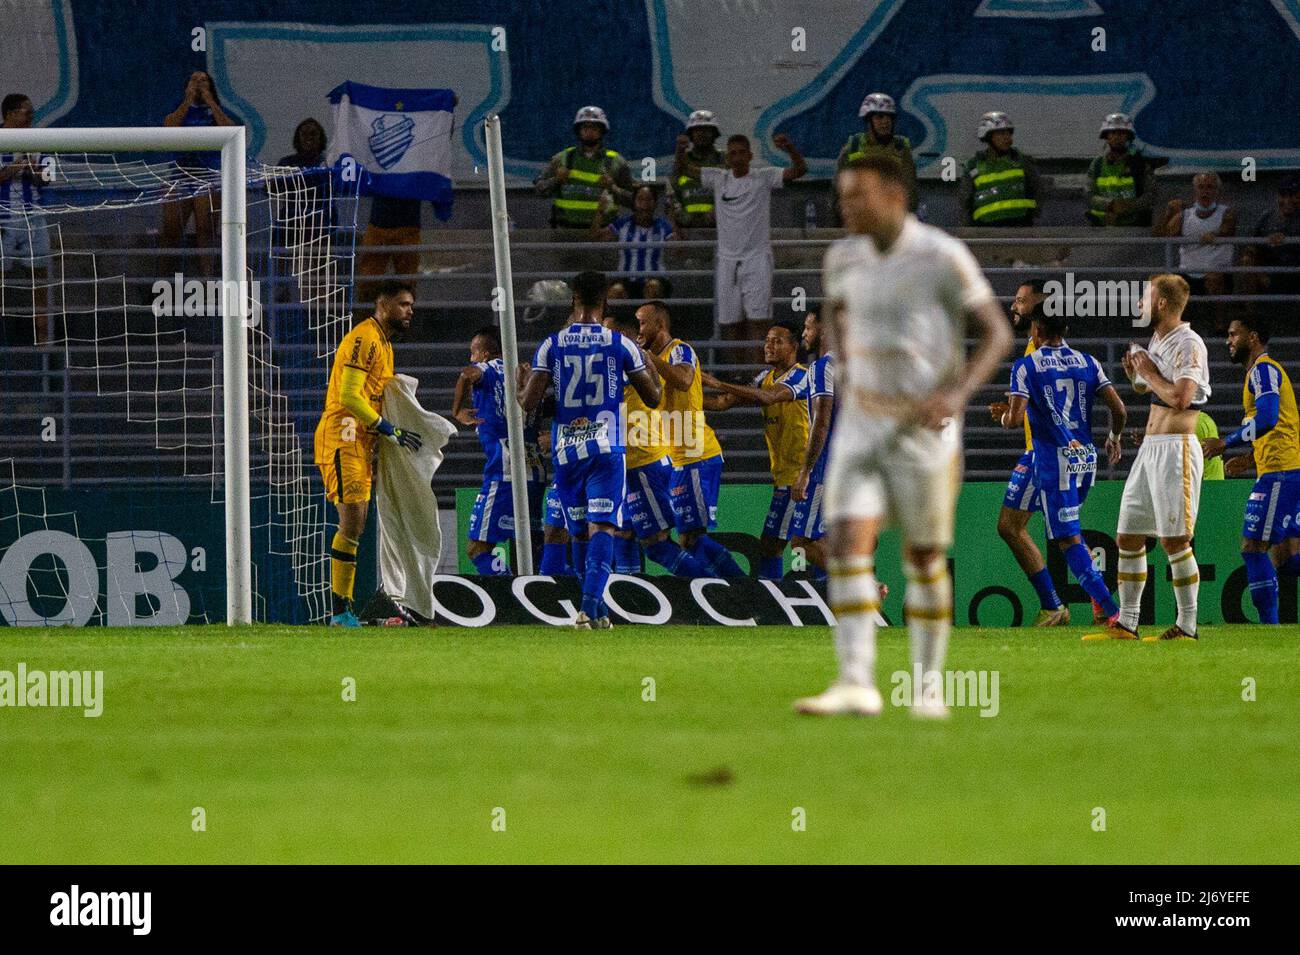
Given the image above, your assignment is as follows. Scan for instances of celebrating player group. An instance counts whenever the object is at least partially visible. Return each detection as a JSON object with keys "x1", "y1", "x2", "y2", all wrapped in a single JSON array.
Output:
[{"x1": 316, "y1": 156, "x2": 1300, "y2": 690}]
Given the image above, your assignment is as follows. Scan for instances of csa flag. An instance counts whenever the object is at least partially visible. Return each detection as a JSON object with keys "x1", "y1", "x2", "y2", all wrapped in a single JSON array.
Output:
[{"x1": 327, "y1": 81, "x2": 456, "y2": 220}]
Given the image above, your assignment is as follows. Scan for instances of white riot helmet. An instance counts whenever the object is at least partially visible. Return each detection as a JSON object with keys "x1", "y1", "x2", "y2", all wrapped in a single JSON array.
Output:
[
  {"x1": 977, "y1": 111, "x2": 1014, "y2": 142},
  {"x1": 686, "y1": 109, "x2": 720, "y2": 134},
  {"x1": 521, "y1": 279, "x2": 572, "y2": 325},
  {"x1": 858, "y1": 92, "x2": 897, "y2": 118},
  {"x1": 1099, "y1": 112, "x2": 1135, "y2": 139},
  {"x1": 573, "y1": 105, "x2": 610, "y2": 134}
]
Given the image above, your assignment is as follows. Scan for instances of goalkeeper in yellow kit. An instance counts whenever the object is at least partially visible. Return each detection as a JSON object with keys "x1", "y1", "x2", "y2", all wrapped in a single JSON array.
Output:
[{"x1": 314, "y1": 280, "x2": 422, "y2": 626}]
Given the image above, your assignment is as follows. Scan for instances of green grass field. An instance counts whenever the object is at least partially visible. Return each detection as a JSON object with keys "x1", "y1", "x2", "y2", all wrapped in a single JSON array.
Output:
[{"x1": 1, "y1": 624, "x2": 1296, "y2": 864}]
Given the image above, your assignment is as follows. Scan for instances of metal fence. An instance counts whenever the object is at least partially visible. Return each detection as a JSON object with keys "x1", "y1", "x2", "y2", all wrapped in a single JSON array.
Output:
[{"x1": 3, "y1": 228, "x2": 1298, "y2": 497}]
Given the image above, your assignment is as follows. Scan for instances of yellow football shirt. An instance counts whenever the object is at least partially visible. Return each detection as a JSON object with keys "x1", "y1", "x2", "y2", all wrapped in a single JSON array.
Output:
[
  {"x1": 1023, "y1": 339, "x2": 1035, "y2": 451},
  {"x1": 756, "y1": 364, "x2": 810, "y2": 487},
  {"x1": 1244, "y1": 355, "x2": 1300, "y2": 475},
  {"x1": 314, "y1": 317, "x2": 394, "y2": 464},
  {"x1": 658, "y1": 338, "x2": 723, "y2": 467},
  {"x1": 623, "y1": 379, "x2": 673, "y2": 470}
]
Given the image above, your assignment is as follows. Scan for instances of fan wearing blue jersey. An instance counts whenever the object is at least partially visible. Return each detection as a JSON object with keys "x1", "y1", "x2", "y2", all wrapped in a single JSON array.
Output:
[
  {"x1": 592, "y1": 185, "x2": 677, "y2": 279},
  {"x1": 452, "y1": 326, "x2": 546, "y2": 576},
  {"x1": 1001, "y1": 304, "x2": 1129, "y2": 632},
  {"x1": 520, "y1": 271, "x2": 661, "y2": 629}
]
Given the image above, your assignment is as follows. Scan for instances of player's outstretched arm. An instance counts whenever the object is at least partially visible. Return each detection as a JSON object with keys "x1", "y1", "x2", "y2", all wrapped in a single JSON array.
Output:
[
  {"x1": 702, "y1": 372, "x2": 793, "y2": 407},
  {"x1": 1215, "y1": 392, "x2": 1279, "y2": 458}
]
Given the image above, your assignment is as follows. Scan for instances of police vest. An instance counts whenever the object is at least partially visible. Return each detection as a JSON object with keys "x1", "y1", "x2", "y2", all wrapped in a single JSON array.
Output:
[
  {"x1": 553, "y1": 146, "x2": 622, "y2": 227},
  {"x1": 1087, "y1": 153, "x2": 1140, "y2": 225},
  {"x1": 673, "y1": 148, "x2": 723, "y2": 225},
  {"x1": 966, "y1": 150, "x2": 1037, "y2": 224},
  {"x1": 840, "y1": 132, "x2": 912, "y2": 168}
]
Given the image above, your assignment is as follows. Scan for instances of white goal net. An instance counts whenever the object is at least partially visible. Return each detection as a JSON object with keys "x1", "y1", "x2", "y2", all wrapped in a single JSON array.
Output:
[{"x1": 0, "y1": 136, "x2": 361, "y2": 626}]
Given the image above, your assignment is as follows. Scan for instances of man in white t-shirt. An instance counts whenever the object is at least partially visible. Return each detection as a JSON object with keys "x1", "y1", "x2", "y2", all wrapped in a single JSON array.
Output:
[{"x1": 675, "y1": 131, "x2": 805, "y2": 359}]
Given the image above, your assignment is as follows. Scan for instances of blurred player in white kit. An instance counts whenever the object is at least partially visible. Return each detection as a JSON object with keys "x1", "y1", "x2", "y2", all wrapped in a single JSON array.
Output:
[{"x1": 794, "y1": 155, "x2": 1012, "y2": 718}]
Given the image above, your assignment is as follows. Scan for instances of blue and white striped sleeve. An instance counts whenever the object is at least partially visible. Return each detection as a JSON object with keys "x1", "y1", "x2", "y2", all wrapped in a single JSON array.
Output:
[
  {"x1": 619, "y1": 333, "x2": 645, "y2": 372},
  {"x1": 1009, "y1": 358, "x2": 1030, "y2": 397},
  {"x1": 779, "y1": 366, "x2": 809, "y2": 399},
  {"x1": 1092, "y1": 355, "x2": 1113, "y2": 390},
  {"x1": 1249, "y1": 362, "x2": 1279, "y2": 397},
  {"x1": 532, "y1": 337, "x2": 553, "y2": 376},
  {"x1": 811, "y1": 358, "x2": 833, "y2": 398}
]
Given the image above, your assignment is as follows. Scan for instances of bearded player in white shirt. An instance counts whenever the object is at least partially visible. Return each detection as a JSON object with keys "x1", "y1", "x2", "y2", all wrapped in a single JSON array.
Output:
[
  {"x1": 794, "y1": 155, "x2": 1012, "y2": 718},
  {"x1": 1087, "y1": 274, "x2": 1211, "y2": 641}
]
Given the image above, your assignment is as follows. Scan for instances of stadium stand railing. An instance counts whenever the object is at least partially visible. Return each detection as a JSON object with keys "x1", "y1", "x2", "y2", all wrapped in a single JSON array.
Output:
[{"x1": 4, "y1": 217, "x2": 1297, "y2": 500}]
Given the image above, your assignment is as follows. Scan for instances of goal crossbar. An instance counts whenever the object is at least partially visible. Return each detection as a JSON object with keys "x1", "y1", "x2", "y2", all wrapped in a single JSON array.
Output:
[{"x1": 0, "y1": 125, "x2": 252, "y2": 625}]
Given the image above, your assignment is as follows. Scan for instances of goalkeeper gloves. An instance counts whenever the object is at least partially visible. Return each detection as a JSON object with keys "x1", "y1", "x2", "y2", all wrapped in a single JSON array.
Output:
[{"x1": 375, "y1": 417, "x2": 422, "y2": 452}]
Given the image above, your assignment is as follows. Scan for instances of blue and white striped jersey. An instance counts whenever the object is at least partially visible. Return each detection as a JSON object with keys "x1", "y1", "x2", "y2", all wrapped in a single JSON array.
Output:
[
  {"x1": 611, "y1": 214, "x2": 672, "y2": 274},
  {"x1": 533, "y1": 322, "x2": 645, "y2": 465},
  {"x1": 472, "y1": 358, "x2": 545, "y2": 483},
  {"x1": 0, "y1": 153, "x2": 45, "y2": 217},
  {"x1": 1009, "y1": 345, "x2": 1112, "y2": 489}
]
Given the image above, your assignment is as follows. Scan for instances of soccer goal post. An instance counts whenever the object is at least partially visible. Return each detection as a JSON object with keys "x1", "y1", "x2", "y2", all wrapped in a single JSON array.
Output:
[
  {"x1": 483, "y1": 116, "x2": 534, "y2": 574},
  {"x1": 0, "y1": 125, "x2": 253, "y2": 625}
]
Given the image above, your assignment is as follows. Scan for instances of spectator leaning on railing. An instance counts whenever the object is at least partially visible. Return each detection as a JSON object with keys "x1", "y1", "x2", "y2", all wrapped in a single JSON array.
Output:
[
  {"x1": 591, "y1": 184, "x2": 677, "y2": 280},
  {"x1": 1085, "y1": 113, "x2": 1156, "y2": 228},
  {"x1": 672, "y1": 110, "x2": 724, "y2": 229},
  {"x1": 836, "y1": 92, "x2": 917, "y2": 211},
  {"x1": 274, "y1": 117, "x2": 336, "y2": 302},
  {"x1": 960, "y1": 111, "x2": 1040, "y2": 227},
  {"x1": 1154, "y1": 172, "x2": 1236, "y2": 327},
  {"x1": 535, "y1": 106, "x2": 636, "y2": 229},
  {"x1": 1240, "y1": 174, "x2": 1300, "y2": 299}
]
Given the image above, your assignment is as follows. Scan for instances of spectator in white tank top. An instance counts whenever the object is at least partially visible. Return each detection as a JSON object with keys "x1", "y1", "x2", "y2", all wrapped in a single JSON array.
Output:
[{"x1": 1154, "y1": 172, "x2": 1237, "y2": 325}]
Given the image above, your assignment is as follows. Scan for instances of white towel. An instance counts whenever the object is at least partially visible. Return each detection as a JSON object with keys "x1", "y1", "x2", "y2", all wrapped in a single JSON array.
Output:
[{"x1": 376, "y1": 374, "x2": 457, "y2": 619}]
